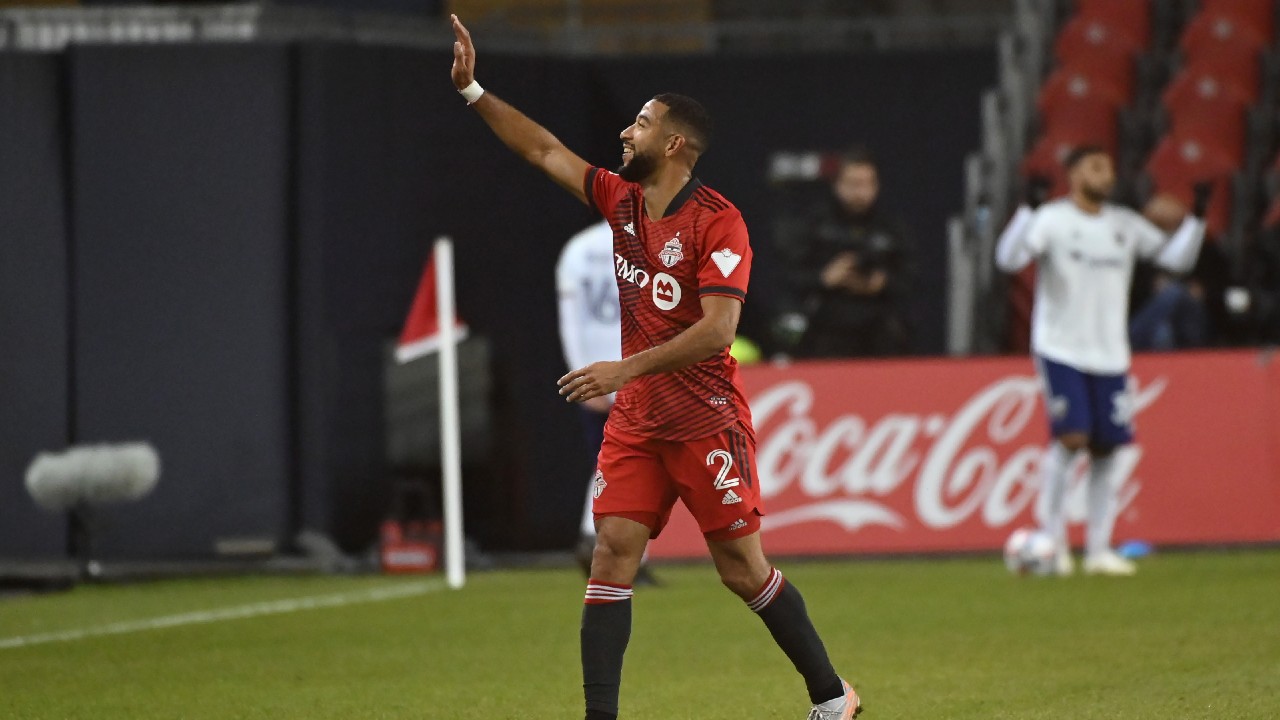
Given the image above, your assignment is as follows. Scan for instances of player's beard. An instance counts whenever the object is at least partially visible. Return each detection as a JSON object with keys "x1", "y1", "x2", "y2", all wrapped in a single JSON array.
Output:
[
  {"x1": 1081, "y1": 182, "x2": 1112, "y2": 204},
  {"x1": 617, "y1": 149, "x2": 659, "y2": 184}
]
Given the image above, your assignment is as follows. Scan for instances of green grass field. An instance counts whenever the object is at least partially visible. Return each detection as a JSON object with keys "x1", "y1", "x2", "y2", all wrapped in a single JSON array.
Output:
[{"x1": 2, "y1": 550, "x2": 1278, "y2": 719}]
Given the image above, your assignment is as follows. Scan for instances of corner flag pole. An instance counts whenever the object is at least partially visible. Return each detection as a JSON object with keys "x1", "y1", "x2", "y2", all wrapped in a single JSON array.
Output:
[{"x1": 434, "y1": 236, "x2": 466, "y2": 589}]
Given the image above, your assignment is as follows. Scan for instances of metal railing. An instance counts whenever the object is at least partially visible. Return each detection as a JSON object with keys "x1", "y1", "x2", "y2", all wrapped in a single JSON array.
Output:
[{"x1": 946, "y1": 0, "x2": 1053, "y2": 355}]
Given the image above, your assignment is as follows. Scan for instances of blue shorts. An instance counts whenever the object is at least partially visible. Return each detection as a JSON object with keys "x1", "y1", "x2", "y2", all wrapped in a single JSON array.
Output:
[{"x1": 1035, "y1": 356, "x2": 1135, "y2": 447}]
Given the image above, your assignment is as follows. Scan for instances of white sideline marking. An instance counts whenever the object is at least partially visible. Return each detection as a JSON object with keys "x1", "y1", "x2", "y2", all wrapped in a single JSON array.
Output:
[{"x1": 0, "y1": 580, "x2": 443, "y2": 650}]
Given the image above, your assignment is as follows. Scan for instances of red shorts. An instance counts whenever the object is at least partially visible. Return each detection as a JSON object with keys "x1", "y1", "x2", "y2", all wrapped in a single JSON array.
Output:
[{"x1": 592, "y1": 420, "x2": 763, "y2": 541}]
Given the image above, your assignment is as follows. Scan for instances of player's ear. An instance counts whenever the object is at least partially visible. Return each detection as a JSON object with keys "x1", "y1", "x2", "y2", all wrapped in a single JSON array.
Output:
[{"x1": 665, "y1": 133, "x2": 685, "y2": 157}]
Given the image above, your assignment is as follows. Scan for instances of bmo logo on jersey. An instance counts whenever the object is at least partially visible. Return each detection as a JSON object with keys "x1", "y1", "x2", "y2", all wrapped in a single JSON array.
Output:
[
  {"x1": 652, "y1": 272, "x2": 682, "y2": 311},
  {"x1": 616, "y1": 255, "x2": 681, "y2": 310},
  {"x1": 615, "y1": 254, "x2": 650, "y2": 288}
]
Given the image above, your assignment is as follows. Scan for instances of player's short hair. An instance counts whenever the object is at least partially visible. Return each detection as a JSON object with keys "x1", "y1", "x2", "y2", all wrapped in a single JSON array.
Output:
[
  {"x1": 1063, "y1": 144, "x2": 1109, "y2": 170},
  {"x1": 840, "y1": 145, "x2": 878, "y2": 170},
  {"x1": 652, "y1": 93, "x2": 713, "y2": 154}
]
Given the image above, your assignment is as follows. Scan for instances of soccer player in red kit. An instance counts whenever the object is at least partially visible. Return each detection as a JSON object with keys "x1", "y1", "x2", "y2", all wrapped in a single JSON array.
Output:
[{"x1": 451, "y1": 15, "x2": 861, "y2": 720}]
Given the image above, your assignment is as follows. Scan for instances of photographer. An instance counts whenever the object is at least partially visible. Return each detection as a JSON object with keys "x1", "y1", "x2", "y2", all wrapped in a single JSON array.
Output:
[{"x1": 775, "y1": 147, "x2": 914, "y2": 358}]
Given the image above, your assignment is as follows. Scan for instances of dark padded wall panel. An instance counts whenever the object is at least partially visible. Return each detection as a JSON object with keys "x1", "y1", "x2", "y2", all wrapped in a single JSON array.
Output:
[
  {"x1": 293, "y1": 46, "x2": 595, "y2": 551},
  {"x1": 69, "y1": 46, "x2": 292, "y2": 559},
  {"x1": 0, "y1": 54, "x2": 70, "y2": 559}
]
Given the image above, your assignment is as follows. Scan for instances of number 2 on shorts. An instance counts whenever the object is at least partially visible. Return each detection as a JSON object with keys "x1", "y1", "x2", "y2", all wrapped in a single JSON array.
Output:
[{"x1": 705, "y1": 450, "x2": 741, "y2": 491}]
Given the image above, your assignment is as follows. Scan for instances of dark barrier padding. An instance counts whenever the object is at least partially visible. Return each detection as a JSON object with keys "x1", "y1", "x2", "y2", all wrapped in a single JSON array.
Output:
[
  {"x1": 68, "y1": 46, "x2": 293, "y2": 559},
  {"x1": 0, "y1": 54, "x2": 70, "y2": 558},
  {"x1": 293, "y1": 46, "x2": 597, "y2": 551}
]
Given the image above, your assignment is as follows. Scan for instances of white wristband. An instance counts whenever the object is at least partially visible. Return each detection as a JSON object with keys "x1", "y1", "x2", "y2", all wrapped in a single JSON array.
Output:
[{"x1": 458, "y1": 80, "x2": 484, "y2": 104}]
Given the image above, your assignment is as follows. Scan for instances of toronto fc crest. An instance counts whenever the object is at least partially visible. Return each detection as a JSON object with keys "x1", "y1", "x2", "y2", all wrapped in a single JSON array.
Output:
[{"x1": 658, "y1": 232, "x2": 684, "y2": 268}]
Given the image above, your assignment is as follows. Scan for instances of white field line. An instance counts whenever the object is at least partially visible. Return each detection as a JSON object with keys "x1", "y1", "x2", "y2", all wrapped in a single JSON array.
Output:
[{"x1": 0, "y1": 579, "x2": 444, "y2": 650}]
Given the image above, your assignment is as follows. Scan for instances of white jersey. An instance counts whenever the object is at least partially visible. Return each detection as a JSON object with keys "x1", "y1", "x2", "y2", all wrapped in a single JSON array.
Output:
[
  {"x1": 556, "y1": 221, "x2": 622, "y2": 373},
  {"x1": 1009, "y1": 199, "x2": 1203, "y2": 374}
]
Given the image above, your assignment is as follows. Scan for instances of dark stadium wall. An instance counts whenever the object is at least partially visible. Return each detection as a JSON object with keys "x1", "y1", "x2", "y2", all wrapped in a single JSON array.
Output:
[
  {"x1": 0, "y1": 43, "x2": 991, "y2": 560},
  {"x1": 0, "y1": 54, "x2": 71, "y2": 559},
  {"x1": 292, "y1": 46, "x2": 599, "y2": 553},
  {"x1": 66, "y1": 46, "x2": 294, "y2": 559}
]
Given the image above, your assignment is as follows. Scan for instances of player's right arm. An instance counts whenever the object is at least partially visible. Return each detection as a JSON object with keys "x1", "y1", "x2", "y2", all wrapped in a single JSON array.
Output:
[
  {"x1": 451, "y1": 15, "x2": 590, "y2": 204},
  {"x1": 995, "y1": 178, "x2": 1052, "y2": 273},
  {"x1": 994, "y1": 205, "x2": 1039, "y2": 272}
]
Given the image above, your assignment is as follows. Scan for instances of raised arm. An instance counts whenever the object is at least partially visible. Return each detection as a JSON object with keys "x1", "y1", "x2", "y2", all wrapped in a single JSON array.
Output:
[
  {"x1": 1143, "y1": 184, "x2": 1210, "y2": 274},
  {"x1": 451, "y1": 15, "x2": 590, "y2": 203},
  {"x1": 1149, "y1": 215, "x2": 1206, "y2": 274},
  {"x1": 994, "y1": 205, "x2": 1038, "y2": 272}
]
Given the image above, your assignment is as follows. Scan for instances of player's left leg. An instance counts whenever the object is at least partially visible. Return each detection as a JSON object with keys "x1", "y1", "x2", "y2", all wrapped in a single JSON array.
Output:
[
  {"x1": 1081, "y1": 372, "x2": 1137, "y2": 576},
  {"x1": 663, "y1": 424, "x2": 859, "y2": 718},
  {"x1": 706, "y1": 531, "x2": 859, "y2": 718}
]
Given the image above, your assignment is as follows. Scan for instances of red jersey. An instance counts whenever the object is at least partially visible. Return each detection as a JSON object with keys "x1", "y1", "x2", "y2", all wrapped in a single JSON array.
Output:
[{"x1": 584, "y1": 166, "x2": 754, "y2": 441}]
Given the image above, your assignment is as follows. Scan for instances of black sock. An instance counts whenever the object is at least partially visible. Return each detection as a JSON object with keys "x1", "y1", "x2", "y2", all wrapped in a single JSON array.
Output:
[
  {"x1": 582, "y1": 580, "x2": 633, "y2": 718},
  {"x1": 748, "y1": 568, "x2": 843, "y2": 705}
]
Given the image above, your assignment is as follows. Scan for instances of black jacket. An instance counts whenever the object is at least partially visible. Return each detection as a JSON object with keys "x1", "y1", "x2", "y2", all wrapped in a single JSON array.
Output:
[{"x1": 775, "y1": 198, "x2": 914, "y2": 357}]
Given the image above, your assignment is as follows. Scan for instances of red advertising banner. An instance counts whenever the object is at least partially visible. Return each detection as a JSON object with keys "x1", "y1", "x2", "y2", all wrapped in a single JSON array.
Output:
[{"x1": 649, "y1": 350, "x2": 1280, "y2": 559}]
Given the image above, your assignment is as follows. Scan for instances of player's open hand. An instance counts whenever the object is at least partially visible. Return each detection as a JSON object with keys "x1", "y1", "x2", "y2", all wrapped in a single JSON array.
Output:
[
  {"x1": 451, "y1": 14, "x2": 476, "y2": 90},
  {"x1": 558, "y1": 361, "x2": 631, "y2": 403}
]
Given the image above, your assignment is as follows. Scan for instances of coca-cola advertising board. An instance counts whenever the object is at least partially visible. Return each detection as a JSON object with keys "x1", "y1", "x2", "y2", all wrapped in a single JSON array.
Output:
[{"x1": 648, "y1": 350, "x2": 1280, "y2": 558}]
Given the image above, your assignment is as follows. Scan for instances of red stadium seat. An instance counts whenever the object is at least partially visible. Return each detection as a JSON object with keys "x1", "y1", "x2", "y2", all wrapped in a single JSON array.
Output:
[
  {"x1": 1076, "y1": 0, "x2": 1151, "y2": 48},
  {"x1": 1180, "y1": 11, "x2": 1271, "y2": 61},
  {"x1": 1200, "y1": 0, "x2": 1274, "y2": 38},
  {"x1": 1163, "y1": 53, "x2": 1261, "y2": 109},
  {"x1": 1023, "y1": 96, "x2": 1119, "y2": 197},
  {"x1": 1069, "y1": 50, "x2": 1135, "y2": 98},
  {"x1": 1264, "y1": 194, "x2": 1280, "y2": 231},
  {"x1": 1056, "y1": 15, "x2": 1145, "y2": 63},
  {"x1": 1040, "y1": 96, "x2": 1119, "y2": 149},
  {"x1": 1038, "y1": 67, "x2": 1130, "y2": 118},
  {"x1": 1167, "y1": 93, "x2": 1248, "y2": 164},
  {"x1": 1145, "y1": 135, "x2": 1237, "y2": 238},
  {"x1": 1021, "y1": 137, "x2": 1075, "y2": 197}
]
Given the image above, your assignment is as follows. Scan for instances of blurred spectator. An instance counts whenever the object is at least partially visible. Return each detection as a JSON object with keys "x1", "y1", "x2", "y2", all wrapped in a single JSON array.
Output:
[
  {"x1": 1128, "y1": 192, "x2": 1211, "y2": 350},
  {"x1": 1128, "y1": 273, "x2": 1209, "y2": 350},
  {"x1": 773, "y1": 146, "x2": 914, "y2": 358},
  {"x1": 1246, "y1": 213, "x2": 1280, "y2": 343}
]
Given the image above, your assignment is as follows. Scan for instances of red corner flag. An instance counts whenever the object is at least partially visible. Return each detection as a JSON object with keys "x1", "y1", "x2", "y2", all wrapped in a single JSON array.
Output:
[{"x1": 396, "y1": 254, "x2": 468, "y2": 363}]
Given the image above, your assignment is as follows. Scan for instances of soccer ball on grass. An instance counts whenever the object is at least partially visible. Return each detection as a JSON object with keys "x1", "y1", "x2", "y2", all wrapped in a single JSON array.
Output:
[{"x1": 1003, "y1": 527, "x2": 1057, "y2": 576}]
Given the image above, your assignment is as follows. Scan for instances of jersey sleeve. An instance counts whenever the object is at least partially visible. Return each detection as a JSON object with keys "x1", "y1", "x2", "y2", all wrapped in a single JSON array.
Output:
[
  {"x1": 1023, "y1": 206, "x2": 1053, "y2": 256},
  {"x1": 1124, "y1": 208, "x2": 1170, "y2": 259},
  {"x1": 697, "y1": 209, "x2": 752, "y2": 302},
  {"x1": 994, "y1": 205, "x2": 1037, "y2": 272},
  {"x1": 584, "y1": 167, "x2": 629, "y2": 218}
]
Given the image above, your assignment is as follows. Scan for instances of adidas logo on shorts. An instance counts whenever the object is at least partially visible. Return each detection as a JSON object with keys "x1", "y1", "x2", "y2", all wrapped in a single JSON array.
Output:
[
  {"x1": 721, "y1": 489, "x2": 743, "y2": 505},
  {"x1": 727, "y1": 518, "x2": 747, "y2": 531}
]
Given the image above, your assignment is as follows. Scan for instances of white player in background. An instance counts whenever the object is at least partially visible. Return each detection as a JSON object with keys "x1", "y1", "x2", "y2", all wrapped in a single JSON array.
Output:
[
  {"x1": 995, "y1": 145, "x2": 1207, "y2": 576},
  {"x1": 556, "y1": 220, "x2": 659, "y2": 585}
]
